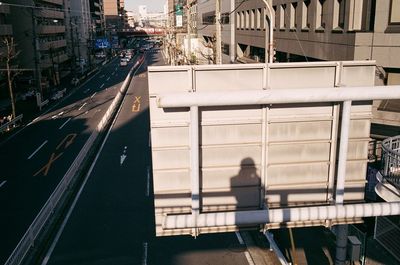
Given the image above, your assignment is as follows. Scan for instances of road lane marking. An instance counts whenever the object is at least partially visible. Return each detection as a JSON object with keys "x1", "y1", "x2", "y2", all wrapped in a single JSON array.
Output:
[
  {"x1": 100, "y1": 83, "x2": 105, "y2": 89},
  {"x1": 235, "y1": 232, "x2": 255, "y2": 265},
  {"x1": 78, "y1": 102, "x2": 87, "y2": 111},
  {"x1": 106, "y1": 76, "x2": 110, "y2": 81},
  {"x1": 56, "y1": 134, "x2": 77, "y2": 150},
  {"x1": 28, "y1": 140, "x2": 48, "y2": 160},
  {"x1": 100, "y1": 74, "x2": 104, "y2": 78},
  {"x1": 41, "y1": 85, "x2": 125, "y2": 264},
  {"x1": 58, "y1": 118, "x2": 71, "y2": 130},
  {"x1": 91, "y1": 92, "x2": 97, "y2": 99},
  {"x1": 52, "y1": 111, "x2": 64, "y2": 119},
  {"x1": 83, "y1": 88, "x2": 90, "y2": 94},
  {"x1": 132, "y1": 96, "x2": 141, "y2": 112},
  {"x1": 146, "y1": 166, "x2": 150, "y2": 197},
  {"x1": 142, "y1": 242, "x2": 148, "y2": 265},
  {"x1": 34, "y1": 152, "x2": 63, "y2": 176},
  {"x1": 120, "y1": 146, "x2": 127, "y2": 165},
  {"x1": 111, "y1": 72, "x2": 115, "y2": 76},
  {"x1": 0, "y1": 181, "x2": 6, "y2": 189}
]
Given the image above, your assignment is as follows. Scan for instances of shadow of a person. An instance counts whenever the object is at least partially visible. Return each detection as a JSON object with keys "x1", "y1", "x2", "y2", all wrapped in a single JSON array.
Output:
[{"x1": 230, "y1": 157, "x2": 261, "y2": 211}]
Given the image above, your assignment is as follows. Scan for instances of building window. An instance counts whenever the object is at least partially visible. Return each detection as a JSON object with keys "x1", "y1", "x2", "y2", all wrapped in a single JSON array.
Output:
[
  {"x1": 221, "y1": 12, "x2": 230, "y2": 24},
  {"x1": 348, "y1": 0, "x2": 363, "y2": 30},
  {"x1": 333, "y1": 0, "x2": 346, "y2": 30},
  {"x1": 237, "y1": 12, "x2": 240, "y2": 29},
  {"x1": 202, "y1": 11, "x2": 215, "y2": 25},
  {"x1": 246, "y1": 10, "x2": 250, "y2": 29},
  {"x1": 241, "y1": 11, "x2": 245, "y2": 29},
  {"x1": 290, "y1": 2, "x2": 297, "y2": 29},
  {"x1": 279, "y1": 4, "x2": 285, "y2": 29},
  {"x1": 222, "y1": 43, "x2": 229, "y2": 55},
  {"x1": 302, "y1": 0, "x2": 311, "y2": 29},
  {"x1": 256, "y1": 8, "x2": 261, "y2": 29},
  {"x1": 251, "y1": 9, "x2": 255, "y2": 29},
  {"x1": 273, "y1": 6, "x2": 278, "y2": 29},
  {"x1": 316, "y1": 0, "x2": 326, "y2": 30},
  {"x1": 389, "y1": 0, "x2": 400, "y2": 23}
]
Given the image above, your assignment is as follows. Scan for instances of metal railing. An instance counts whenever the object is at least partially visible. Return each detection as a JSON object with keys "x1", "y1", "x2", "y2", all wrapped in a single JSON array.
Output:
[
  {"x1": 374, "y1": 216, "x2": 400, "y2": 262},
  {"x1": 381, "y1": 136, "x2": 400, "y2": 189},
  {"x1": 0, "y1": 114, "x2": 23, "y2": 133}
]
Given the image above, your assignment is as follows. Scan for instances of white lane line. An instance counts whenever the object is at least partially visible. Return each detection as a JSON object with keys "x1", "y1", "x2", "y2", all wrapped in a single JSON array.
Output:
[
  {"x1": 41, "y1": 77, "x2": 126, "y2": 265},
  {"x1": 0, "y1": 180, "x2": 7, "y2": 189},
  {"x1": 146, "y1": 167, "x2": 150, "y2": 197},
  {"x1": 111, "y1": 72, "x2": 115, "y2": 76},
  {"x1": 83, "y1": 88, "x2": 90, "y2": 94},
  {"x1": 142, "y1": 242, "x2": 148, "y2": 265},
  {"x1": 235, "y1": 231, "x2": 245, "y2": 245},
  {"x1": 78, "y1": 102, "x2": 87, "y2": 111},
  {"x1": 28, "y1": 140, "x2": 48, "y2": 160},
  {"x1": 106, "y1": 77, "x2": 110, "y2": 81},
  {"x1": 100, "y1": 83, "x2": 105, "y2": 89},
  {"x1": 235, "y1": 232, "x2": 255, "y2": 265},
  {"x1": 58, "y1": 118, "x2": 71, "y2": 130},
  {"x1": 90, "y1": 92, "x2": 97, "y2": 99}
]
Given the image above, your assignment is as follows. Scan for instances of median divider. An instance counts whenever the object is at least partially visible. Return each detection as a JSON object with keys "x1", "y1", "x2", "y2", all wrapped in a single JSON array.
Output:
[{"x1": 5, "y1": 55, "x2": 146, "y2": 265}]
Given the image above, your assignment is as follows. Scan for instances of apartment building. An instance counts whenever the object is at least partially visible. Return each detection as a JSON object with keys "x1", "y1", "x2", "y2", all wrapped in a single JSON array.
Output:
[
  {"x1": 104, "y1": 0, "x2": 125, "y2": 30},
  {"x1": 234, "y1": 0, "x2": 400, "y2": 127},
  {"x1": 0, "y1": 3, "x2": 12, "y2": 98},
  {"x1": 4, "y1": 0, "x2": 69, "y2": 91},
  {"x1": 90, "y1": 0, "x2": 106, "y2": 36},
  {"x1": 196, "y1": 0, "x2": 235, "y2": 64}
]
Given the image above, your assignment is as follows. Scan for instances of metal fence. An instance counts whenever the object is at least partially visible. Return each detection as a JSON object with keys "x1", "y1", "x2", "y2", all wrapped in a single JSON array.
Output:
[
  {"x1": 348, "y1": 224, "x2": 367, "y2": 265},
  {"x1": 381, "y1": 136, "x2": 400, "y2": 189},
  {"x1": 374, "y1": 216, "x2": 400, "y2": 262}
]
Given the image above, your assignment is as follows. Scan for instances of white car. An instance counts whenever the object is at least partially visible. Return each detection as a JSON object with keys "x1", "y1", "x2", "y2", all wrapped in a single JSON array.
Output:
[{"x1": 120, "y1": 58, "x2": 128, "y2": 66}]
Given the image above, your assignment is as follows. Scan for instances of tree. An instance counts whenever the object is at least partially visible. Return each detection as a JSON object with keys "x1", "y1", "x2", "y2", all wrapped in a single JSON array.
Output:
[{"x1": 1, "y1": 37, "x2": 20, "y2": 119}]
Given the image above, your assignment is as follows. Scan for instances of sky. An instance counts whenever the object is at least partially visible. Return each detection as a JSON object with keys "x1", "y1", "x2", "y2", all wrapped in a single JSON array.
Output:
[{"x1": 124, "y1": 0, "x2": 165, "y2": 13}]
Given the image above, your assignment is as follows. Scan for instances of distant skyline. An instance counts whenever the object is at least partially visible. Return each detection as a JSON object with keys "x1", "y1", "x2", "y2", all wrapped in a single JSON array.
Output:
[{"x1": 124, "y1": 0, "x2": 165, "y2": 13}]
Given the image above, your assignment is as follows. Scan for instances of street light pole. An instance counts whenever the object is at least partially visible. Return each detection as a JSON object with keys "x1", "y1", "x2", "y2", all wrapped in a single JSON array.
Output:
[
  {"x1": 262, "y1": 0, "x2": 274, "y2": 63},
  {"x1": 31, "y1": 7, "x2": 42, "y2": 97},
  {"x1": 215, "y1": 0, "x2": 222, "y2": 64}
]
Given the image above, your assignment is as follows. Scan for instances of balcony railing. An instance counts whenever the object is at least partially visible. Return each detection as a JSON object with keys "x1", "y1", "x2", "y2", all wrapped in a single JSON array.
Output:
[
  {"x1": 40, "y1": 53, "x2": 69, "y2": 68},
  {"x1": 381, "y1": 135, "x2": 400, "y2": 189},
  {"x1": 0, "y1": 24, "x2": 12, "y2": 36},
  {"x1": 37, "y1": 25, "x2": 65, "y2": 35},
  {"x1": 39, "y1": 39, "x2": 67, "y2": 50},
  {"x1": 35, "y1": 9, "x2": 64, "y2": 19}
]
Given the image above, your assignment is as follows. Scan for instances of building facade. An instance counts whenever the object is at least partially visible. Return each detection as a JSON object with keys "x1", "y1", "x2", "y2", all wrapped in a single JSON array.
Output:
[{"x1": 4, "y1": 0, "x2": 69, "y2": 92}]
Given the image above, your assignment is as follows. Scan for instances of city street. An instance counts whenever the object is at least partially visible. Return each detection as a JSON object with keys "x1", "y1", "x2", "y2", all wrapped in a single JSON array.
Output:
[
  {"x1": 40, "y1": 49, "x2": 256, "y2": 265},
  {"x1": 0, "y1": 56, "x2": 137, "y2": 264}
]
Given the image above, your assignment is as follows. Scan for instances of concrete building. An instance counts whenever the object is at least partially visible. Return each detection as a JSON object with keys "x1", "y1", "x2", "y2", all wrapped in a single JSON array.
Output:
[
  {"x1": 233, "y1": 0, "x2": 400, "y2": 128},
  {"x1": 0, "y1": 3, "x2": 13, "y2": 98},
  {"x1": 90, "y1": 0, "x2": 106, "y2": 37},
  {"x1": 196, "y1": 0, "x2": 235, "y2": 64},
  {"x1": 4, "y1": 0, "x2": 69, "y2": 92},
  {"x1": 104, "y1": 0, "x2": 125, "y2": 30},
  {"x1": 65, "y1": 0, "x2": 92, "y2": 73}
]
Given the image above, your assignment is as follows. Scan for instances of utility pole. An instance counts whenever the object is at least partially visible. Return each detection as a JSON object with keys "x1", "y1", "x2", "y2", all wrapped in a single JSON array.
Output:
[
  {"x1": 186, "y1": 1, "x2": 191, "y2": 63},
  {"x1": 74, "y1": 17, "x2": 81, "y2": 73},
  {"x1": 31, "y1": 8, "x2": 42, "y2": 97},
  {"x1": 215, "y1": 0, "x2": 222, "y2": 64},
  {"x1": 69, "y1": 9, "x2": 76, "y2": 77}
]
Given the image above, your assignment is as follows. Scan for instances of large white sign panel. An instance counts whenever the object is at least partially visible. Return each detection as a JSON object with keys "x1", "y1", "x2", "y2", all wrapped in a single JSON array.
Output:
[{"x1": 148, "y1": 61, "x2": 375, "y2": 236}]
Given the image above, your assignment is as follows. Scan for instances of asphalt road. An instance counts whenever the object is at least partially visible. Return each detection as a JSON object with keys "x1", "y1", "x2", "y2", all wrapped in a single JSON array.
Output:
[
  {"x1": 0, "y1": 56, "x2": 137, "y2": 264},
  {"x1": 41, "y1": 49, "x2": 254, "y2": 265}
]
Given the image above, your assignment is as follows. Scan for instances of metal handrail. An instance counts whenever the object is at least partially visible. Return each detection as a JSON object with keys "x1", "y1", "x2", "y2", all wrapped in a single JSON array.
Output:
[{"x1": 381, "y1": 136, "x2": 400, "y2": 189}]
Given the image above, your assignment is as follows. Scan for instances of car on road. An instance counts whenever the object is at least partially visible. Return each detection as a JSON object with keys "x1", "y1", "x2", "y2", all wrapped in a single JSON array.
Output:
[{"x1": 120, "y1": 58, "x2": 128, "y2": 67}]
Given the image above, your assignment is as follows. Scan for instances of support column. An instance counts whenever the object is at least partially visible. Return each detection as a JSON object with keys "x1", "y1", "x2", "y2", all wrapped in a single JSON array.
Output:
[{"x1": 190, "y1": 106, "x2": 200, "y2": 235}]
